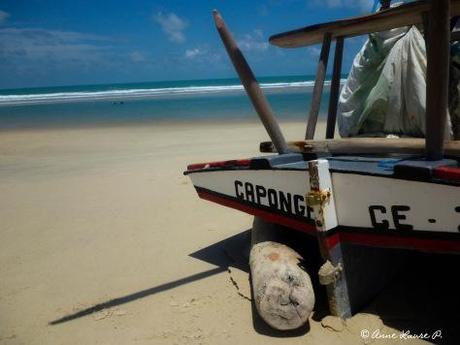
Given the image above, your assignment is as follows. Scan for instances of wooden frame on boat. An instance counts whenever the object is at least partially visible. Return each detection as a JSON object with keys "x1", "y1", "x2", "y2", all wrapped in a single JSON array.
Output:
[{"x1": 267, "y1": 0, "x2": 459, "y2": 160}]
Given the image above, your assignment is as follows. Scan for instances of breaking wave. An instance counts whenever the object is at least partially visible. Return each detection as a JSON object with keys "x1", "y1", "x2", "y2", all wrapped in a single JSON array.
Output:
[{"x1": 0, "y1": 80, "x2": 343, "y2": 106}]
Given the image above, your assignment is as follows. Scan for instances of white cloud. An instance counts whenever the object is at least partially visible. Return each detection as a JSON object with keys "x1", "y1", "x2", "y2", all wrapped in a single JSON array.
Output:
[
  {"x1": 153, "y1": 12, "x2": 188, "y2": 43},
  {"x1": 316, "y1": 0, "x2": 374, "y2": 12},
  {"x1": 237, "y1": 30, "x2": 269, "y2": 52},
  {"x1": 0, "y1": 28, "x2": 112, "y2": 67},
  {"x1": 129, "y1": 51, "x2": 146, "y2": 62},
  {"x1": 183, "y1": 47, "x2": 222, "y2": 64},
  {"x1": 0, "y1": 10, "x2": 10, "y2": 24},
  {"x1": 307, "y1": 46, "x2": 321, "y2": 56},
  {"x1": 185, "y1": 48, "x2": 202, "y2": 59}
]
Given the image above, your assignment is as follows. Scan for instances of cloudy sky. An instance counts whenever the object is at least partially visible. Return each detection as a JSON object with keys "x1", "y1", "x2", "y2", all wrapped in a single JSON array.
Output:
[{"x1": 0, "y1": 0, "x2": 383, "y2": 89}]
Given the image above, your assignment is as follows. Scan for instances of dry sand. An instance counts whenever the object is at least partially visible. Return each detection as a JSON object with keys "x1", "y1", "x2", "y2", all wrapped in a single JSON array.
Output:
[{"x1": 0, "y1": 121, "x2": 453, "y2": 344}]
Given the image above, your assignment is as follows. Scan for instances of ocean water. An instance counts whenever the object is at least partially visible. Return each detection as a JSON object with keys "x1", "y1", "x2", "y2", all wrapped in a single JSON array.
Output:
[{"x1": 0, "y1": 76, "x2": 339, "y2": 130}]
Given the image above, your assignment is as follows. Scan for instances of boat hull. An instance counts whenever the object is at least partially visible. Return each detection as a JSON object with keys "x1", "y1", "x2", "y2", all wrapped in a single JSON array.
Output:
[{"x1": 185, "y1": 154, "x2": 460, "y2": 254}]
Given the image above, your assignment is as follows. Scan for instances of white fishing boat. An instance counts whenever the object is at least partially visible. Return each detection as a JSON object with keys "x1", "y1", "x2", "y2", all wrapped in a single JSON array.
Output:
[{"x1": 185, "y1": 0, "x2": 460, "y2": 318}]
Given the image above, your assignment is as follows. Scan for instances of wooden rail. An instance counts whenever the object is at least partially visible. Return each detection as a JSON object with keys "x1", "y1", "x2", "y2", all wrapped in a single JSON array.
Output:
[
  {"x1": 260, "y1": 138, "x2": 460, "y2": 155},
  {"x1": 269, "y1": 0, "x2": 460, "y2": 48}
]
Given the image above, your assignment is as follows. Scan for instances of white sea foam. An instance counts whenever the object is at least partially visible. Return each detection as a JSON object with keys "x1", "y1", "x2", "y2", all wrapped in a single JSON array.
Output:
[{"x1": 0, "y1": 80, "x2": 344, "y2": 106}]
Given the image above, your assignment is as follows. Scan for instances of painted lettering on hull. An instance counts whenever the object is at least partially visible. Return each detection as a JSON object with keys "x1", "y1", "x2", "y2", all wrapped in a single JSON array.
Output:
[
  {"x1": 370, "y1": 205, "x2": 460, "y2": 231},
  {"x1": 368, "y1": 205, "x2": 413, "y2": 230},
  {"x1": 234, "y1": 180, "x2": 313, "y2": 220}
]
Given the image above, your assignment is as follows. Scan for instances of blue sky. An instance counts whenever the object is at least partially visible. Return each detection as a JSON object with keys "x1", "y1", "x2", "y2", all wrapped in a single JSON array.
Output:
[{"x1": 0, "y1": 0, "x2": 381, "y2": 89}]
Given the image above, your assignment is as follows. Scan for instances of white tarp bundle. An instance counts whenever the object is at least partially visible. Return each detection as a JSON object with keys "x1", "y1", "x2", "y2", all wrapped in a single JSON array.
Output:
[{"x1": 338, "y1": 25, "x2": 429, "y2": 138}]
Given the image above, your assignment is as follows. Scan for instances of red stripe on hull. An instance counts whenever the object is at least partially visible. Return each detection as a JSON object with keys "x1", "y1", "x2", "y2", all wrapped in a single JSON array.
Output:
[
  {"x1": 338, "y1": 232, "x2": 460, "y2": 254},
  {"x1": 323, "y1": 233, "x2": 340, "y2": 250},
  {"x1": 433, "y1": 165, "x2": 460, "y2": 182},
  {"x1": 187, "y1": 159, "x2": 251, "y2": 172},
  {"x1": 196, "y1": 189, "x2": 317, "y2": 235},
  {"x1": 195, "y1": 188, "x2": 460, "y2": 254}
]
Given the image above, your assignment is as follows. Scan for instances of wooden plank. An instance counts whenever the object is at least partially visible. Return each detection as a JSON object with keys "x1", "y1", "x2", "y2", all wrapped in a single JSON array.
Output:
[
  {"x1": 326, "y1": 37, "x2": 344, "y2": 139},
  {"x1": 259, "y1": 138, "x2": 460, "y2": 155},
  {"x1": 306, "y1": 33, "x2": 331, "y2": 140},
  {"x1": 425, "y1": 0, "x2": 450, "y2": 160},
  {"x1": 213, "y1": 11, "x2": 290, "y2": 154},
  {"x1": 269, "y1": 0, "x2": 460, "y2": 48}
]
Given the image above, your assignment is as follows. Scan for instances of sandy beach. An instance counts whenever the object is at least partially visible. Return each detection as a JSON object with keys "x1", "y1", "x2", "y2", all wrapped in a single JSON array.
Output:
[{"x1": 0, "y1": 121, "x2": 455, "y2": 344}]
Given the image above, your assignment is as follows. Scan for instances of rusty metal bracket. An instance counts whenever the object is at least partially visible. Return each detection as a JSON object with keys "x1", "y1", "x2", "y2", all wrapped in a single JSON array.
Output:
[{"x1": 306, "y1": 188, "x2": 331, "y2": 208}]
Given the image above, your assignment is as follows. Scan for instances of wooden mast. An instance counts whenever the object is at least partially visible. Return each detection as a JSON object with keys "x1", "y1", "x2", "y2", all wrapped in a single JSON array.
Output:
[
  {"x1": 425, "y1": 0, "x2": 451, "y2": 160},
  {"x1": 212, "y1": 10, "x2": 290, "y2": 154}
]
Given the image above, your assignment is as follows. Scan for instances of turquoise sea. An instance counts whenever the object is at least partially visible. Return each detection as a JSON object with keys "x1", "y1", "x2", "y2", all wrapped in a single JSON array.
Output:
[{"x1": 0, "y1": 76, "x2": 339, "y2": 130}]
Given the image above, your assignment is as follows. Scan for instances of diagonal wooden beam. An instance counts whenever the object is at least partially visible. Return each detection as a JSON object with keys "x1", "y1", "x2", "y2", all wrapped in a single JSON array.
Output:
[
  {"x1": 306, "y1": 32, "x2": 331, "y2": 140},
  {"x1": 326, "y1": 37, "x2": 344, "y2": 139}
]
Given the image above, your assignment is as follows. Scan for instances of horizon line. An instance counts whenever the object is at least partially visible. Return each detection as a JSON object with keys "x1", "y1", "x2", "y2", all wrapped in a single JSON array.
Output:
[{"x1": 0, "y1": 73, "x2": 349, "y2": 93}]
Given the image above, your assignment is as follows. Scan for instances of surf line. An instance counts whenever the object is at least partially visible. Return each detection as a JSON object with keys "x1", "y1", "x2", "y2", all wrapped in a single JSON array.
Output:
[{"x1": 234, "y1": 180, "x2": 314, "y2": 220}]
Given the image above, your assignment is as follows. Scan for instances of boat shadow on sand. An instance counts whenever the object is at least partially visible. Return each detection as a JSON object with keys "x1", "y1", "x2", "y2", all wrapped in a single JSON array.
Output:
[
  {"x1": 47, "y1": 230, "x2": 252, "y2": 327},
  {"x1": 49, "y1": 227, "x2": 459, "y2": 344},
  {"x1": 48, "y1": 228, "x2": 311, "y2": 338}
]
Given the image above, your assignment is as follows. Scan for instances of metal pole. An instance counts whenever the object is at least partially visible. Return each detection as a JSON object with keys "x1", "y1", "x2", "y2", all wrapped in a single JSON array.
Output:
[
  {"x1": 425, "y1": 0, "x2": 450, "y2": 160},
  {"x1": 212, "y1": 10, "x2": 290, "y2": 154},
  {"x1": 326, "y1": 37, "x2": 344, "y2": 139},
  {"x1": 306, "y1": 32, "x2": 331, "y2": 140}
]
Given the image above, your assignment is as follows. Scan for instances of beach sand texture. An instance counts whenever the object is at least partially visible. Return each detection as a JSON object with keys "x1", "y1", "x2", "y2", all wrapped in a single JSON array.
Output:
[{"x1": 0, "y1": 121, "x2": 454, "y2": 344}]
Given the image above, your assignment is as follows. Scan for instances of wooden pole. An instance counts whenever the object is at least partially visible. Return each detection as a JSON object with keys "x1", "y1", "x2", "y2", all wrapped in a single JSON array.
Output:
[
  {"x1": 425, "y1": 0, "x2": 450, "y2": 160},
  {"x1": 212, "y1": 10, "x2": 290, "y2": 154},
  {"x1": 422, "y1": 11, "x2": 430, "y2": 43},
  {"x1": 306, "y1": 32, "x2": 331, "y2": 140},
  {"x1": 326, "y1": 37, "x2": 344, "y2": 139}
]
